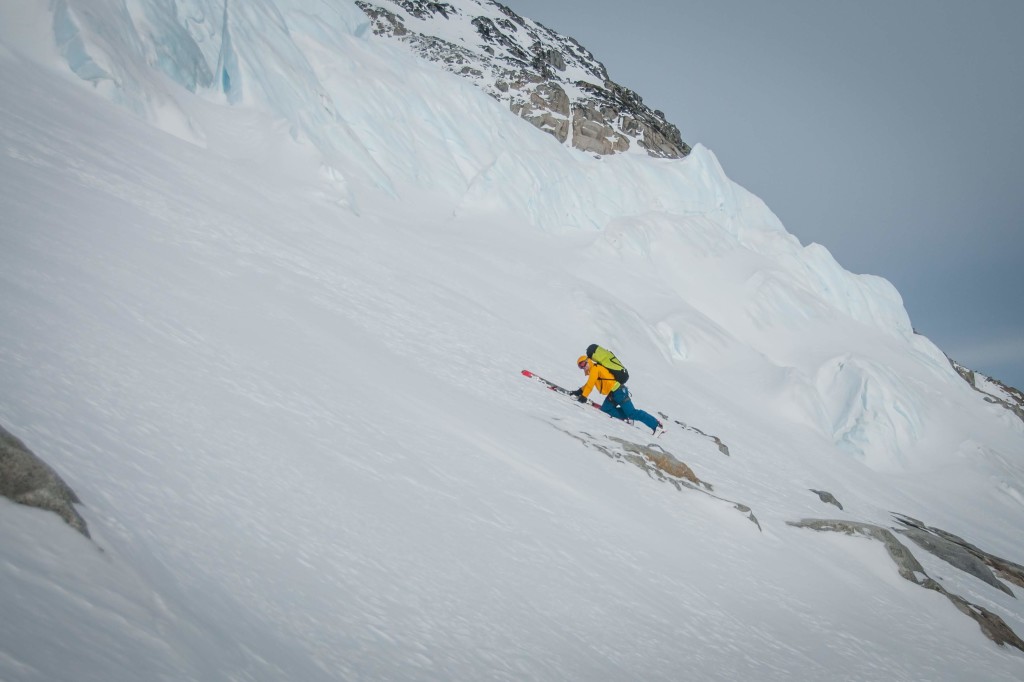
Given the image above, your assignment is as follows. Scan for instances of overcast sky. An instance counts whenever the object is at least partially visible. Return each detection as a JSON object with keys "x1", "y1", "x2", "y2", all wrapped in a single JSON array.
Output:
[{"x1": 503, "y1": 0, "x2": 1024, "y2": 390}]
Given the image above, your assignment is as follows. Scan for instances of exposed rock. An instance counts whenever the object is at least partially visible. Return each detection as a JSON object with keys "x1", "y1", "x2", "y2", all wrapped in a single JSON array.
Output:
[
  {"x1": 510, "y1": 82, "x2": 571, "y2": 142},
  {"x1": 355, "y1": 0, "x2": 691, "y2": 158},
  {"x1": 571, "y1": 105, "x2": 630, "y2": 156},
  {"x1": 898, "y1": 527, "x2": 1014, "y2": 597},
  {"x1": 356, "y1": 2, "x2": 410, "y2": 37},
  {"x1": 610, "y1": 436, "x2": 705, "y2": 487},
  {"x1": 893, "y1": 513, "x2": 1024, "y2": 591},
  {"x1": 789, "y1": 518, "x2": 1024, "y2": 652},
  {"x1": 665, "y1": 416, "x2": 730, "y2": 456},
  {"x1": 810, "y1": 489, "x2": 843, "y2": 510},
  {"x1": 551, "y1": 423, "x2": 760, "y2": 531},
  {"x1": 948, "y1": 356, "x2": 1024, "y2": 424},
  {"x1": 789, "y1": 519, "x2": 938, "y2": 581},
  {"x1": 0, "y1": 424, "x2": 89, "y2": 537}
]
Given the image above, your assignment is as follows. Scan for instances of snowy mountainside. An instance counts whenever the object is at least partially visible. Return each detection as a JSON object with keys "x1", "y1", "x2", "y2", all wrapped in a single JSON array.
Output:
[{"x1": 2, "y1": 1, "x2": 1024, "y2": 680}]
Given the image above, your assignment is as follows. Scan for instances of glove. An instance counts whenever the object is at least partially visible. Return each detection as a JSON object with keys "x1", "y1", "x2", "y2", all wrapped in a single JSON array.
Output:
[
  {"x1": 576, "y1": 394, "x2": 588, "y2": 403},
  {"x1": 569, "y1": 388, "x2": 586, "y2": 403}
]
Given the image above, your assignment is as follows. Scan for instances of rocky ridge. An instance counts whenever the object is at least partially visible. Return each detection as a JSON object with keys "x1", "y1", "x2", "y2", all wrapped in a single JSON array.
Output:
[
  {"x1": 949, "y1": 358, "x2": 1024, "y2": 425},
  {"x1": 790, "y1": 516, "x2": 1024, "y2": 652},
  {"x1": 355, "y1": 0, "x2": 691, "y2": 158}
]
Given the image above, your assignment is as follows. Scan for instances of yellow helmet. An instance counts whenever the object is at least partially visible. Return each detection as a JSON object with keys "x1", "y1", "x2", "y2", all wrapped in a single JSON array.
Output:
[{"x1": 576, "y1": 355, "x2": 589, "y2": 369}]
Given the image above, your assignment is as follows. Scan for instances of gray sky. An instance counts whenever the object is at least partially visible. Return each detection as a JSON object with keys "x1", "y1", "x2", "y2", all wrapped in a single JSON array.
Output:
[{"x1": 504, "y1": 0, "x2": 1024, "y2": 390}]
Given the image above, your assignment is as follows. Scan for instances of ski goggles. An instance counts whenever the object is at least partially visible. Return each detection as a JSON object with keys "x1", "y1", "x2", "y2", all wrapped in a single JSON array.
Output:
[{"x1": 577, "y1": 358, "x2": 588, "y2": 369}]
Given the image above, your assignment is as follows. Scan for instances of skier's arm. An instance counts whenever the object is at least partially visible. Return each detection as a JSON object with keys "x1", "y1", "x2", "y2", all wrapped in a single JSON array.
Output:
[{"x1": 579, "y1": 371, "x2": 598, "y2": 398}]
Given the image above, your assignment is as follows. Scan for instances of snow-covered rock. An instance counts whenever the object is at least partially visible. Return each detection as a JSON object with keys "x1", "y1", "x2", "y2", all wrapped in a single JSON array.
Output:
[{"x1": 355, "y1": 0, "x2": 691, "y2": 157}]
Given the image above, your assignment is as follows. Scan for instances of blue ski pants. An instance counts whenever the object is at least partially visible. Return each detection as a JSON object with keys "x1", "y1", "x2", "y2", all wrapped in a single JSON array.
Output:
[{"x1": 600, "y1": 386, "x2": 660, "y2": 432}]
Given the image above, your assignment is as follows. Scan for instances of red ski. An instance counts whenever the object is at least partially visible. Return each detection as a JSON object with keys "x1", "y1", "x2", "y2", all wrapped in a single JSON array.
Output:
[{"x1": 521, "y1": 369, "x2": 601, "y2": 408}]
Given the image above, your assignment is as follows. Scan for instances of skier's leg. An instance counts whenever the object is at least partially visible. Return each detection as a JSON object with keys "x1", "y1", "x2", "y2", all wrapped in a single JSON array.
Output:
[
  {"x1": 603, "y1": 388, "x2": 638, "y2": 424},
  {"x1": 618, "y1": 399, "x2": 661, "y2": 432},
  {"x1": 600, "y1": 398, "x2": 627, "y2": 421}
]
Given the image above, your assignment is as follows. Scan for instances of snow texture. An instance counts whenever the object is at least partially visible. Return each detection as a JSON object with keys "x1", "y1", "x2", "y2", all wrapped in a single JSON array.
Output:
[{"x1": 1, "y1": 1, "x2": 1022, "y2": 680}]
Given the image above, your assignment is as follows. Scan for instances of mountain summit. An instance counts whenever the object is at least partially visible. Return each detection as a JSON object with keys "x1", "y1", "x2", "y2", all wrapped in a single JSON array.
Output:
[{"x1": 356, "y1": 0, "x2": 691, "y2": 157}]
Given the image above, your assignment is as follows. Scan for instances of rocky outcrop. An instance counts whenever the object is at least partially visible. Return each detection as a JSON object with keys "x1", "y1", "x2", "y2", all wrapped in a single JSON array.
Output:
[
  {"x1": 553, "y1": 424, "x2": 760, "y2": 530},
  {"x1": 609, "y1": 436, "x2": 706, "y2": 488},
  {"x1": 789, "y1": 518, "x2": 1024, "y2": 652},
  {"x1": 892, "y1": 513, "x2": 1024, "y2": 592},
  {"x1": 949, "y1": 357, "x2": 1024, "y2": 425},
  {"x1": 899, "y1": 526, "x2": 1014, "y2": 597},
  {"x1": 810, "y1": 489, "x2": 843, "y2": 510},
  {"x1": 355, "y1": 0, "x2": 691, "y2": 158},
  {"x1": 0, "y1": 424, "x2": 89, "y2": 537}
]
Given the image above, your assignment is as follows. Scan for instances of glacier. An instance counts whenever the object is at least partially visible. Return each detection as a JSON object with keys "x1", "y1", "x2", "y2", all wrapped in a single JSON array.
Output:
[{"x1": 1, "y1": 0, "x2": 1023, "y2": 680}]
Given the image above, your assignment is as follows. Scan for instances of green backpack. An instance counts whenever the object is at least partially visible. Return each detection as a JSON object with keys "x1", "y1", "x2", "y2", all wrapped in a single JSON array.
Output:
[{"x1": 587, "y1": 344, "x2": 629, "y2": 384}]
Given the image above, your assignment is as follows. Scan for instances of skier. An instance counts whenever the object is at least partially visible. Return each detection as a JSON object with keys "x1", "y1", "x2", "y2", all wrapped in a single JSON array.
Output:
[{"x1": 570, "y1": 354, "x2": 663, "y2": 434}]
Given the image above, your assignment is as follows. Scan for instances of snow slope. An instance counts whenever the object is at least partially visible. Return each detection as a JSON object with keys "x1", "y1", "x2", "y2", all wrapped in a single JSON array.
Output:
[{"x1": 1, "y1": 1, "x2": 1022, "y2": 680}]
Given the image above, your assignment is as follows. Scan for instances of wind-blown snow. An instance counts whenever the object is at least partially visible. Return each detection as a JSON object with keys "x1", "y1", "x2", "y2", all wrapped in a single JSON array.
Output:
[{"x1": 1, "y1": 1, "x2": 1022, "y2": 680}]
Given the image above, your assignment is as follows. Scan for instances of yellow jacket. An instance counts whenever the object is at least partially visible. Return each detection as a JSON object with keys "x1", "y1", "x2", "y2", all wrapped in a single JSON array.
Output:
[{"x1": 580, "y1": 361, "x2": 621, "y2": 398}]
